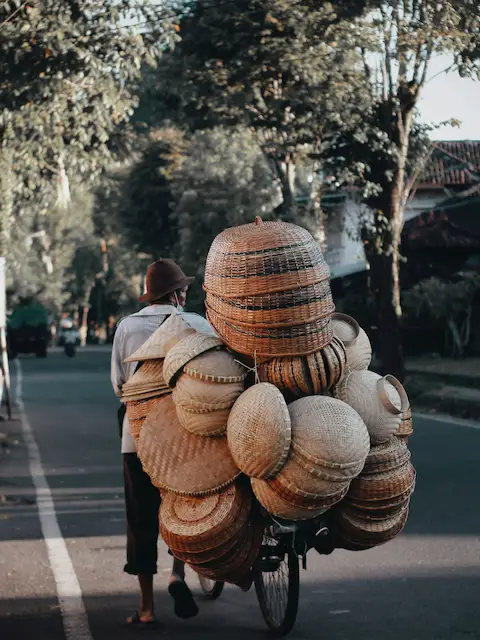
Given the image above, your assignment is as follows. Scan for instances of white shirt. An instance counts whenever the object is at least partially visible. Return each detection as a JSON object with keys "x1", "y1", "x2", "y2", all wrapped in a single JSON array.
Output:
[{"x1": 111, "y1": 304, "x2": 215, "y2": 453}]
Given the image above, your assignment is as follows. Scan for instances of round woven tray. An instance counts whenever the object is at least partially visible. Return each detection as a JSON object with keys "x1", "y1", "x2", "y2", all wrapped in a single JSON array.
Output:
[
  {"x1": 163, "y1": 334, "x2": 224, "y2": 387},
  {"x1": 251, "y1": 477, "x2": 330, "y2": 521},
  {"x1": 137, "y1": 396, "x2": 240, "y2": 496},
  {"x1": 173, "y1": 374, "x2": 244, "y2": 411},
  {"x1": 288, "y1": 396, "x2": 370, "y2": 480},
  {"x1": 396, "y1": 406, "x2": 413, "y2": 439},
  {"x1": 331, "y1": 312, "x2": 372, "y2": 371},
  {"x1": 203, "y1": 218, "x2": 331, "y2": 299},
  {"x1": 184, "y1": 349, "x2": 247, "y2": 384},
  {"x1": 362, "y1": 437, "x2": 411, "y2": 475},
  {"x1": 205, "y1": 279, "x2": 334, "y2": 326},
  {"x1": 347, "y1": 461, "x2": 416, "y2": 503},
  {"x1": 207, "y1": 308, "x2": 334, "y2": 358},
  {"x1": 175, "y1": 404, "x2": 230, "y2": 437},
  {"x1": 227, "y1": 383, "x2": 291, "y2": 480},
  {"x1": 159, "y1": 481, "x2": 251, "y2": 553}
]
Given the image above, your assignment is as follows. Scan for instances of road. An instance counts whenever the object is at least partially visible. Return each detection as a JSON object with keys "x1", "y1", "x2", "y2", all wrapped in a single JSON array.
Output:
[{"x1": 0, "y1": 348, "x2": 479, "y2": 640}]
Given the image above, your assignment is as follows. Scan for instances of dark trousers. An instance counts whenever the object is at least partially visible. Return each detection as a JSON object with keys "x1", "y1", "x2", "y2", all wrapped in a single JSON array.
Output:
[{"x1": 123, "y1": 453, "x2": 161, "y2": 576}]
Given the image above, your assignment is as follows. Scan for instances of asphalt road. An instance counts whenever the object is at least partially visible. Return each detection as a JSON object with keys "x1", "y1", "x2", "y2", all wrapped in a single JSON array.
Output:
[{"x1": 1, "y1": 348, "x2": 479, "y2": 640}]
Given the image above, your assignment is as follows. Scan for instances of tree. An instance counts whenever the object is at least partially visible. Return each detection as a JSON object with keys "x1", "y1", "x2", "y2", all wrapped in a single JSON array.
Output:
[
  {"x1": 326, "y1": 1, "x2": 480, "y2": 379},
  {"x1": 141, "y1": 0, "x2": 376, "y2": 222},
  {"x1": 0, "y1": 0, "x2": 177, "y2": 304}
]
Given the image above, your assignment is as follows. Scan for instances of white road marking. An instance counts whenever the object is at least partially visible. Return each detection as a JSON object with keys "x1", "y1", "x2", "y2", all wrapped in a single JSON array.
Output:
[{"x1": 15, "y1": 359, "x2": 93, "y2": 640}]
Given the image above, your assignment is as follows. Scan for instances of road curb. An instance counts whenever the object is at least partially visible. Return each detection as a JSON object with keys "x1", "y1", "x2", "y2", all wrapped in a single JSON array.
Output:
[{"x1": 413, "y1": 411, "x2": 480, "y2": 429}]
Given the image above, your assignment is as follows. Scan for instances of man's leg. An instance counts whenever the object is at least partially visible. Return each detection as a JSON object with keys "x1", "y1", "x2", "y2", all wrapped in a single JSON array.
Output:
[{"x1": 123, "y1": 453, "x2": 161, "y2": 624}]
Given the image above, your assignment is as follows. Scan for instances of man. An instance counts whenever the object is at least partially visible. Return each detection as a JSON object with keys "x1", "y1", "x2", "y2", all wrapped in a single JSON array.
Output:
[{"x1": 111, "y1": 259, "x2": 215, "y2": 629}]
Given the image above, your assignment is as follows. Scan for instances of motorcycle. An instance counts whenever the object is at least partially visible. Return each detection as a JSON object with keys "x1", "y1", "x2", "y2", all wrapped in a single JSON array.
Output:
[{"x1": 63, "y1": 329, "x2": 77, "y2": 358}]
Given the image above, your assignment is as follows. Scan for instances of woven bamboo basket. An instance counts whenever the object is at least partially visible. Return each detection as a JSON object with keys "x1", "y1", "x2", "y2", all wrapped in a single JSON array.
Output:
[
  {"x1": 137, "y1": 396, "x2": 240, "y2": 496},
  {"x1": 362, "y1": 437, "x2": 411, "y2": 475},
  {"x1": 122, "y1": 359, "x2": 167, "y2": 391},
  {"x1": 207, "y1": 307, "x2": 333, "y2": 358},
  {"x1": 129, "y1": 416, "x2": 145, "y2": 440},
  {"x1": 334, "y1": 371, "x2": 409, "y2": 445},
  {"x1": 347, "y1": 461, "x2": 416, "y2": 503},
  {"x1": 121, "y1": 388, "x2": 172, "y2": 403},
  {"x1": 306, "y1": 337, "x2": 347, "y2": 393},
  {"x1": 332, "y1": 313, "x2": 372, "y2": 372},
  {"x1": 203, "y1": 217, "x2": 331, "y2": 299},
  {"x1": 227, "y1": 383, "x2": 292, "y2": 480},
  {"x1": 205, "y1": 279, "x2": 334, "y2": 326},
  {"x1": 288, "y1": 396, "x2": 370, "y2": 481},
  {"x1": 396, "y1": 406, "x2": 413, "y2": 440},
  {"x1": 160, "y1": 481, "x2": 251, "y2": 553},
  {"x1": 173, "y1": 374, "x2": 244, "y2": 411},
  {"x1": 163, "y1": 333, "x2": 224, "y2": 387},
  {"x1": 171, "y1": 522, "x2": 248, "y2": 564},
  {"x1": 345, "y1": 481, "x2": 415, "y2": 514},
  {"x1": 267, "y1": 477, "x2": 349, "y2": 511},
  {"x1": 334, "y1": 505, "x2": 409, "y2": 550},
  {"x1": 175, "y1": 404, "x2": 230, "y2": 437},
  {"x1": 257, "y1": 355, "x2": 312, "y2": 398},
  {"x1": 126, "y1": 397, "x2": 162, "y2": 422},
  {"x1": 251, "y1": 477, "x2": 331, "y2": 521},
  {"x1": 184, "y1": 349, "x2": 247, "y2": 384}
]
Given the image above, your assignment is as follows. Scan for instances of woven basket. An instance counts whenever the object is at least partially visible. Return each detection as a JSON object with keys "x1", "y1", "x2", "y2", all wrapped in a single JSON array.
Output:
[
  {"x1": 332, "y1": 313, "x2": 372, "y2": 372},
  {"x1": 163, "y1": 333, "x2": 223, "y2": 387},
  {"x1": 184, "y1": 349, "x2": 247, "y2": 384},
  {"x1": 306, "y1": 337, "x2": 347, "y2": 393},
  {"x1": 227, "y1": 383, "x2": 291, "y2": 480},
  {"x1": 362, "y1": 438, "x2": 411, "y2": 475},
  {"x1": 137, "y1": 396, "x2": 240, "y2": 496},
  {"x1": 121, "y1": 388, "x2": 172, "y2": 403},
  {"x1": 123, "y1": 359, "x2": 167, "y2": 391},
  {"x1": 207, "y1": 307, "x2": 333, "y2": 358},
  {"x1": 205, "y1": 279, "x2": 334, "y2": 326},
  {"x1": 129, "y1": 416, "x2": 145, "y2": 439},
  {"x1": 347, "y1": 461, "x2": 416, "y2": 503},
  {"x1": 334, "y1": 504, "x2": 409, "y2": 550},
  {"x1": 251, "y1": 477, "x2": 330, "y2": 521},
  {"x1": 396, "y1": 406, "x2": 413, "y2": 439},
  {"x1": 171, "y1": 522, "x2": 248, "y2": 564},
  {"x1": 173, "y1": 374, "x2": 244, "y2": 411},
  {"x1": 175, "y1": 404, "x2": 230, "y2": 437},
  {"x1": 274, "y1": 451, "x2": 351, "y2": 500},
  {"x1": 204, "y1": 217, "x2": 331, "y2": 299},
  {"x1": 126, "y1": 397, "x2": 162, "y2": 422},
  {"x1": 267, "y1": 477, "x2": 349, "y2": 511},
  {"x1": 160, "y1": 481, "x2": 251, "y2": 553},
  {"x1": 334, "y1": 371, "x2": 409, "y2": 445},
  {"x1": 288, "y1": 396, "x2": 370, "y2": 481},
  {"x1": 257, "y1": 355, "x2": 312, "y2": 398}
]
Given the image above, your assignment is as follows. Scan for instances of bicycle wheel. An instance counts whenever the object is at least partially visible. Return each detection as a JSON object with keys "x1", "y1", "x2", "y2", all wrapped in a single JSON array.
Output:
[
  {"x1": 198, "y1": 575, "x2": 225, "y2": 600},
  {"x1": 254, "y1": 535, "x2": 300, "y2": 637}
]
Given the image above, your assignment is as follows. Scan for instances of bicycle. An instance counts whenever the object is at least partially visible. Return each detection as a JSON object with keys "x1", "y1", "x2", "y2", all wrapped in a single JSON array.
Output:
[{"x1": 197, "y1": 513, "x2": 335, "y2": 637}]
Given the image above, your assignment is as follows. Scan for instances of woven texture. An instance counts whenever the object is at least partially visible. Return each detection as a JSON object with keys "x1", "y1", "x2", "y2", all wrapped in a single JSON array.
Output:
[
  {"x1": 334, "y1": 371, "x2": 408, "y2": 444},
  {"x1": 121, "y1": 360, "x2": 169, "y2": 402},
  {"x1": 173, "y1": 374, "x2": 244, "y2": 411},
  {"x1": 129, "y1": 416, "x2": 145, "y2": 440},
  {"x1": 175, "y1": 405, "x2": 230, "y2": 437},
  {"x1": 332, "y1": 313, "x2": 372, "y2": 371},
  {"x1": 396, "y1": 406, "x2": 413, "y2": 439},
  {"x1": 227, "y1": 383, "x2": 292, "y2": 480},
  {"x1": 137, "y1": 396, "x2": 240, "y2": 496},
  {"x1": 163, "y1": 333, "x2": 223, "y2": 387},
  {"x1": 204, "y1": 218, "x2": 331, "y2": 299},
  {"x1": 184, "y1": 349, "x2": 247, "y2": 384},
  {"x1": 348, "y1": 461, "x2": 416, "y2": 503},
  {"x1": 126, "y1": 397, "x2": 162, "y2": 422},
  {"x1": 288, "y1": 396, "x2": 370, "y2": 481},
  {"x1": 125, "y1": 315, "x2": 203, "y2": 363},
  {"x1": 334, "y1": 504, "x2": 409, "y2": 550},
  {"x1": 362, "y1": 438, "x2": 411, "y2": 475},
  {"x1": 251, "y1": 477, "x2": 331, "y2": 521}
]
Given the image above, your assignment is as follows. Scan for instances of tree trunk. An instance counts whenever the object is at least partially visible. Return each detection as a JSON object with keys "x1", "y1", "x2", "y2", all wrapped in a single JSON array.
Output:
[{"x1": 274, "y1": 157, "x2": 298, "y2": 222}]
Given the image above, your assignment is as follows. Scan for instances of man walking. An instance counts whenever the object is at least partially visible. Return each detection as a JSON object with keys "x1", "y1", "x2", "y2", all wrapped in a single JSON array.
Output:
[{"x1": 111, "y1": 259, "x2": 214, "y2": 628}]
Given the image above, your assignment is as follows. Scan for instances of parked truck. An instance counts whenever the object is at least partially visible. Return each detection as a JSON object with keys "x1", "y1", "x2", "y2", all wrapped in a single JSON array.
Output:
[{"x1": 7, "y1": 299, "x2": 50, "y2": 358}]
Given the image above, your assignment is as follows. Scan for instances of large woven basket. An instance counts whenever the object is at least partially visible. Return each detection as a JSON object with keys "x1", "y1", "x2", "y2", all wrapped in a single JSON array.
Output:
[
  {"x1": 175, "y1": 404, "x2": 230, "y2": 437},
  {"x1": 137, "y1": 396, "x2": 240, "y2": 496},
  {"x1": 207, "y1": 307, "x2": 333, "y2": 358},
  {"x1": 159, "y1": 481, "x2": 251, "y2": 553},
  {"x1": 332, "y1": 313, "x2": 372, "y2": 372},
  {"x1": 173, "y1": 374, "x2": 244, "y2": 411},
  {"x1": 306, "y1": 337, "x2": 347, "y2": 393},
  {"x1": 334, "y1": 371, "x2": 409, "y2": 444},
  {"x1": 184, "y1": 349, "x2": 247, "y2": 384},
  {"x1": 126, "y1": 397, "x2": 162, "y2": 422},
  {"x1": 288, "y1": 396, "x2": 370, "y2": 481},
  {"x1": 267, "y1": 477, "x2": 349, "y2": 511},
  {"x1": 251, "y1": 477, "x2": 331, "y2": 521},
  {"x1": 362, "y1": 437, "x2": 411, "y2": 475},
  {"x1": 347, "y1": 461, "x2": 416, "y2": 503},
  {"x1": 204, "y1": 217, "x2": 331, "y2": 299},
  {"x1": 122, "y1": 359, "x2": 167, "y2": 393},
  {"x1": 334, "y1": 504, "x2": 409, "y2": 550},
  {"x1": 163, "y1": 333, "x2": 223, "y2": 387},
  {"x1": 227, "y1": 383, "x2": 291, "y2": 480},
  {"x1": 205, "y1": 279, "x2": 334, "y2": 326},
  {"x1": 129, "y1": 416, "x2": 146, "y2": 440}
]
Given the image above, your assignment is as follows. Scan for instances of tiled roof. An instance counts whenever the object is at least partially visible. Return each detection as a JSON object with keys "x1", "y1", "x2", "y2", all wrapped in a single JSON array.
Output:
[{"x1": 419, "y1": 141, "x2": 480, "y2": 186}]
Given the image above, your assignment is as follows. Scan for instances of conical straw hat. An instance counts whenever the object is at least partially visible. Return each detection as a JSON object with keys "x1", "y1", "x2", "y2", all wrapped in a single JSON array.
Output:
[
  {"x1": 184, "y1": 349, "x2": 247, "y2": 384},
  {"x1": 163, "y1": 333, "x2": 224, "y2": 387},
  {"x1": 124, "y1": 359, "x2": 166, "y2": 387},
  {"x1": 137, "y1": 395, "x2": 240, "y2": 496},
  {"x1": 125, "y1": 315, "x2": 205, "y2": 363},
  {"x1": 227, "y1": 383, "x2": 291, "y2": 480}
]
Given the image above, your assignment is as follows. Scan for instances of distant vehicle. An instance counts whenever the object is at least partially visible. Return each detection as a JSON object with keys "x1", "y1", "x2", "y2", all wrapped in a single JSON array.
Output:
[
  {"x1": 63, "y1": 330, "x2": 76, "y2": 358},
  {"x1": 57, "y1": 319, "x2": 81, "y2": 347},
  {"x1": 7, "y1": 300, "x2": 50, "y2": 358}
]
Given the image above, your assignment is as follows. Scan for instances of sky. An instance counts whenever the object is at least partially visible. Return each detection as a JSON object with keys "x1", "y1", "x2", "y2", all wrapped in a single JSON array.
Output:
[{"x1": 419, "y1": 55, "x2": 480, "y2": 141}]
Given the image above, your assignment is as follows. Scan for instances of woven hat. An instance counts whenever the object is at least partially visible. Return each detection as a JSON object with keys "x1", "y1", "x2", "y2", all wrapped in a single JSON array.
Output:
[
  {"x1": 163, "y1": 333, "x2": 223, "y2": 387},
  {"x1": 175, "y1": 404, "x2": 230, "y2": 437},
  {"x1": 332, "y1": 313, "x2": 372, "y2": 372},
  {"x1": 137, "y1": 395, "x2": 240, "y2": 496},
  {"x1": 159, "y1": 481, "x2": 251, "y2": 553},
  {"x1": 288, "y1": 396, "x2": 370, "y2": 481},
  {"x1": 173, "y1": 374, "x2": 244, "y2": 411},
  {"x1": 227, "y1": 383, "x2": 292, "y2": 480},
  {"x1": 334, "y1": 371, "x2": 409, "y2": 444},
  {"x1": 184, "y1": 349, "x2": 247, "y2": 384},
  {"x1": 125, "y1": 315, "x2": 204, "y2": 363}
]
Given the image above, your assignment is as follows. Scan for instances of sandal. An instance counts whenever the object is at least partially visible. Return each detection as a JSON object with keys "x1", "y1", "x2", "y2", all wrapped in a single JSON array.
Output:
[
  {"x1": 125, "y1": 611, "x2": 159, "y2": 630},
  {"x1": 168, "y1": 579, "x2": 199, "y2": 619}
]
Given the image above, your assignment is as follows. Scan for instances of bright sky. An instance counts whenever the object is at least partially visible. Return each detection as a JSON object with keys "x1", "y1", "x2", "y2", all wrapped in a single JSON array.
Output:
[{"x1": 419, "y1": 54, "x2": 480, "y2": 141}]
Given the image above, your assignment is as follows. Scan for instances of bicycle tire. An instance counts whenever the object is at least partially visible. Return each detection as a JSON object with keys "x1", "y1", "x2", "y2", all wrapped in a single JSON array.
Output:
[
  {"x1": 198, "y1": 575, "x2": 225, "y2": 600},
  {"x1": 254, "y1": 536, "x2": 300, "y2": 637}
]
